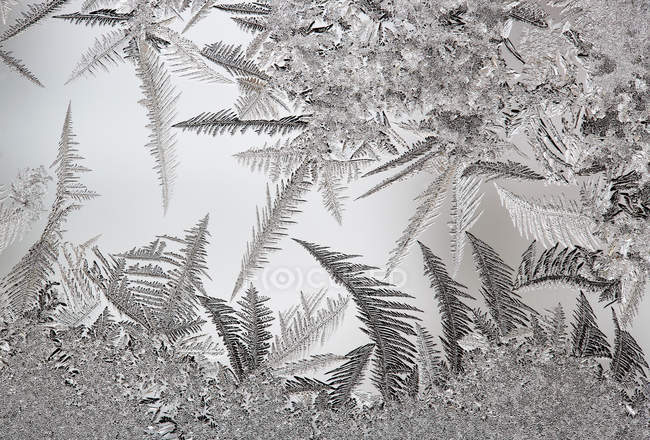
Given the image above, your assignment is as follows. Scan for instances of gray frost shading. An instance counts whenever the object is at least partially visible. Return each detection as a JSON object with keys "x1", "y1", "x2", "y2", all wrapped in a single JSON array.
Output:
[{"x1": 1, "y1": 0, "x2": 649, "y2": 438}]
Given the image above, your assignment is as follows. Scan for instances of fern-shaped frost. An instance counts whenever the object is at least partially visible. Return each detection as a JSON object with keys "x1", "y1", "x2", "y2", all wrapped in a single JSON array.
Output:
[
  {"x1": 611, "y1": 309, "x2": 648, "y2": 382},
  {"x1": 466, "y1": 232, "x2": 533, "y2": 335},
  {"x1": 66, "y1": 29, "x2": 129, "y2": 84},
  {"x1": 448, "y1": 173, "x2": 483, "y2": 274},
  {"x1": 273, "y1": 353, "x2": 347, "y2": 376},
  {"x1": 0, "y1": 0, "x2": 69, "y2": 42},
  {"x1": 213, "y1": 2, "x2": 271, "y2": 15},
  {"x1": 294, "y1": 239, "x2": 420, "y2": 400},
  {"x1": 157, "y1": 215, "x2": 210, "y2": 329},
  {"x1": 174, "y1": 109, "x2": 308, "y2": 136},
  {"x1": 268, "y1": 292, "x2": 350, "y2": 367},
  {"x1": 201, "y1": 41, "x2": 268, "y2": 80},
  {"x1": 233, "y1": 141, "x2": 306, "y2": 179},
  {"x1": 234, "y1": 77, "x2": 289, "y2": 119},
  {"x1": 1, "y1": 104, "x2": 97, "y2": 315},
  {"x1": 318, "y1": 164, "x2": 347, "y2": 225},
  {"x1": 418, "y1": 241, "x2": 473, "y2": 373},
  {"x1": 495, "y1": 184, "x2": 600, "y2": 249},
  {"x1": 415, "y1": 323, "x2": 446, "y2": 390},
  {"x1": 198, "y1": 294, "x2": 245, "y2": 380},
  {"x1": 134, "y1": 40, "x2": 180, "y2": 214},
  {"x1": 236, "y1": 284, "x2": 273, "y2": 370},
  {"x1": 461, "y1": 160, "x2": 544, "y2": 182},
  {"x1": 0, "y1": 48, "x2": 44, "y2": 86},
  {"x1": 48, "y1": 242, "x2": 104, "y2": 330},
  {"x1": 327, "y1": 343, "x2": 374, "y2": 408},
  {"x1": 285, "y1": 376, "x2": 332, "y2": 394},
  {"x1": 182, "y1": 0, "x2": 216, "y2": 33},
  {"x1": 495, "y1": 183, "x2": 601, "y2": 250},
  {"x1": 361, "y1": 137, "x2": 436, "y2": 178},
  {"x1": 514, "y1": 243, "x2": 621, "y2": 302},
  {"x1": 232, "y1": 162, "x2": 311, "y2": 298},
  {"x1": 54, "y1": 9, "x2": 133, "y2": 27},
  {"x1": 386, "y1": 161, "x2": 457, "y2": 276},
  {"x1": 571, "y1": 291, "x2": 611, "y2": 358},
  {"x1": 357, "y1": 150, "x2": 442, "y2": 200},
  {"x1": 232, "y1": 15, "x2": 266, "y2": 33},
  {"x1": 154, "y1": 27, "x2": 233, "y2": 84}
]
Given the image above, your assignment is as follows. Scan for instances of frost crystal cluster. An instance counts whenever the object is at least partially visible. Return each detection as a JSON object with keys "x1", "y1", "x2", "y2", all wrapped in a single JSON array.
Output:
[{"x1": 0, "y1": 0, "x2": 649, "y2": 438}]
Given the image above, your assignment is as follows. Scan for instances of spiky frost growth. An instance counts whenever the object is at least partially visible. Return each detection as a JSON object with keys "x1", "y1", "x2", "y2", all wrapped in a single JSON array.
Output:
[
  {"x1": 284, "y1": 376, "x2": 332, "y2": 394},
  {"x1": 404, "y1": 365, "x2": 420, "y2": 398},
  {"x1": 236, "y1": 284, "x2": 273, "y2": 370},
  {"x1": 448, "y1": 173, "x2": 483, "y2": 274},
  {"x1": 514, "y1": 242, "x2": 621, "y2": 302},
  {"x1": 232, "y1": 16, "x2": 267, "y2": 33},
  {"x1": 418, "y1": 241, "x2": 473, "y2": 374},
  {"x1": 472, "y1": 308, "x2": 500, "y2": 344},
  {"x1": 213, "y1": 2, "x2": 271, "y2": 15},
  {"x1": 0, "y1": 0, "x2": 69, "y2": 42},
  {"x1": 174, "y1": 332, "x2": 223, "y2": 374},
  {"x1": 0, "y1": 0, "x2": 17, "y2": 24},
  {"x1": 508, "y1": 0, "x2": 548, "y2": 28},
  {"x1": 201, "y1": 41, "x2": 268, "y2": 80},
  {"x1": 198, "y1": 294, "x2": 245, "y2": 380},
  {"x1": 1, "y1": 104, "x2": 97, "y2": 316},
  {"x1": 268, "y1": 291, "x2": 349, "y2": 367},
  {"x1": 515, "y1": 240, "x2": 537, "y2": 288},
  {"x1": 319, "y1": 158, "x2": 374, "y2": 184},
  {"x1": 84, "y1": 250, "x2": 152, "y2": 331},
  {"x1": 134, "y1": 40, "x2": 180, "y2": 214},
  {"x1": 356, "y1": 149, "x2": 442, "y2": 200},
  {"x1": 156, "y1": 214, "x2": 210, "y2": 329},
  {"x1": 386, "y1": 161, "x2": 457, "y2": 276},
  {"x1": 466, "y1": 232, "x2": 534, "y2": 335},
  {"x1": 528, "y1": 313, "x2": 548, "y2": 347},
  {"x1": 495, "y1": 183, "x2": 601, "y2": 250},
  {"x1": 174, "y1": 109, "x2": 308, "y2": 137},
  {"x1": 619, "y1": 269, "x2": 648, "y2": 329},
  {"x1": 461, "y1": 160, "x2": 544, "y2": 182},
  {"x1": 234, "y1": 77, "x2": 289, "y2": 119},
  {"x1": 65, "y1": 29, "x2": 129, "y2": 84},
  {"x1": 153, "y1": 26, "x2": 233, "y2": 84},
  {"x1": 0, "y1": 48, "x2": 44, "y2": 86},
  {"x1": 361, "y1": 137, "x2": 436, "y2": 179},
  {"x1": 47, "y1": 241, "x2": 104, "y2": 330},
  {"x1": 231, "y1": 162, "x2": 311, "y2": 298},
  {"x1": 174, "y1": 333, "x2": 223, "y2": 357},
  {"x1": 91, "y1": 216, "x2": 211, "y2": 342},
  {"x1": 415, "y1": 323, "x2": 446, "y2": 391},
  {"x1": 294, "y1": 239, "x2": 420, "y2": 401},
  {"x1": 327, "y1": 343, "x2": 374, "y2": 408},
  {"x1": 87, "y1": 305, "x2": 117, "y2": 340},
  {"x1": 53, "y1": 9, "x2": 133, "y2": 27},
  {"x1": 233, "y1": 140, "x2": 306, "y2": 179},
  {"x1": 611, "y1": 309, "x2": 648, "y2": 382},
  {"x1": 245, "y1": 28, "x2": 270, "y2": 59},
  {"x1": 571, "y1": 291, "x2": 611, "y2": 358},
  {"x1": 604, "y1": 170, "x2": 649, "y2": 222},
  {"x1": 182, "y1": 0, "x2": 217, "y2": 34},
  {"x1": 318, "y1": 163, "x2": 347, "y2": 224},
  {"x1": 79, "y1": 0, "x2": 115, "y2": 12},
  {"x1": 0, "y1": 167, "x2": 50, "y2": 254}
]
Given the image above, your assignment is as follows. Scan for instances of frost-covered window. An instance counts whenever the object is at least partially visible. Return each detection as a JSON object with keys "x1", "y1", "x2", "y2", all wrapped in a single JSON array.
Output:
[{"x1": 1, "y1": 1, "x2": 649, "y2": 438}]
